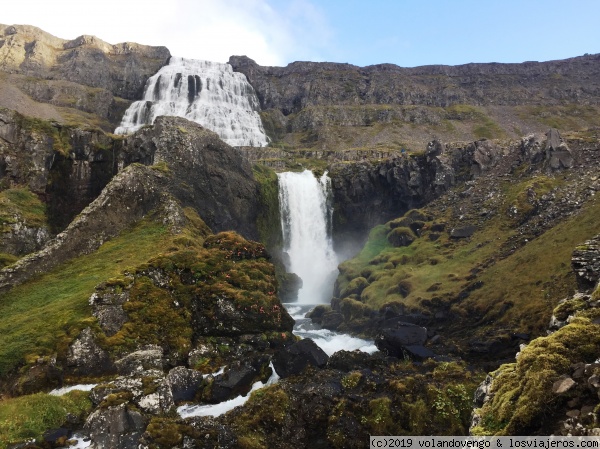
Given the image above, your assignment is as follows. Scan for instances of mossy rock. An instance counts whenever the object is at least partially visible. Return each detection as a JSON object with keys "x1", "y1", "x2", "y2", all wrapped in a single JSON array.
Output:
[
  {"x1": 341, "y1": 277, "x2": 369, "y2": 298},
  {"x1": 339, "y1": 297, "x2": 371, "y2": 322},
  {"x1": 389, "y1": 216, "x2": 413, "y2": 229},
  {"x1": 387, "y1": 227, "x2": 416, "y2": 247},
  {"x1": 552, "y1": 297, "x2": 588, "y2": 321},
  {"x1": 405, "y1": 209, "x2": 431, "y2": 222},
  {"x1": 476, "y1": 315, "x2": 600, "y2": 435}
]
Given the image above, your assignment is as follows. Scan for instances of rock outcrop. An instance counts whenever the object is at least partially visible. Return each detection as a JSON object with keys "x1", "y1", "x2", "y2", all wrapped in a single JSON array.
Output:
[{"x1": 0, "y1": 24, "x2": 170, "y2": 129}]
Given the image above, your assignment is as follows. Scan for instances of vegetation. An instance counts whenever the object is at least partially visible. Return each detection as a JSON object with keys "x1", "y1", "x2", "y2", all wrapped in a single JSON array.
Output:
[
  {"x1": 0, "y1": 217, "x2": 171, "y2": 377},
  {"x1": 472, "y1": 314, "x2": 600, "y2": 435},
  {"x1": 0, "y1": 187, "x2": 47, "y2": 233},
  {"x1": 0, "y1": 390, "x2": 92, "y2": 447},
  {"x1": 336, "y1": 185, "x2": 600, "y2": 343}
]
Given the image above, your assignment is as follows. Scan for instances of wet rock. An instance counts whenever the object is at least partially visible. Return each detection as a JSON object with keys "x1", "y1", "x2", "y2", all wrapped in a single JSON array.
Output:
[
  {"x1": 321, "y1": 311, "x2": 344, "y2": 330},
  {"x1": 42, "y1": 428, "x2": 69, "y2": 444},
  {"x1": 273, "y1": 338, "x2": 329, "y2": 378},
  {"x1": 205, "y1": 356, "x2": 271, "y2": 403},
  {"x1": 403, "y1": 345, "x2": 436, "y2": 361}
]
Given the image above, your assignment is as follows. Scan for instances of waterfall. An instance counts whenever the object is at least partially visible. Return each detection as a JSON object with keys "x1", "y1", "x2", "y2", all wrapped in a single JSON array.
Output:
[
  {"x1": 278, "y1": 170, "x2": 339, "y2": 304},
  {"x1": 114, "y1": 57, "x2": 269, "y2": 147}
]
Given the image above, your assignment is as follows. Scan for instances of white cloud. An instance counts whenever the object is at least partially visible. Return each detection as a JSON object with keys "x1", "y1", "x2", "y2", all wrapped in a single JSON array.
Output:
[{"x1": 1, "y1": 0, "x2": 332, "y2": 66}]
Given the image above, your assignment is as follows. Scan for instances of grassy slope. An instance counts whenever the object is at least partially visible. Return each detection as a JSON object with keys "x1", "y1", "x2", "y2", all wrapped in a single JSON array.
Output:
[
  {"x1": 0, "y1": 218, "x2": 171, "y2": 377},
  {"x1": 336, "y1": 178, "x2": 600, "y2": 345}
]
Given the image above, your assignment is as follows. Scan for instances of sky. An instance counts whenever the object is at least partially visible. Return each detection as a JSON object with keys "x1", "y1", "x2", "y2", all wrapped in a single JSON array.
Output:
[{"x1": 2, "y1": 0, "x2": 599, "y2": 68}]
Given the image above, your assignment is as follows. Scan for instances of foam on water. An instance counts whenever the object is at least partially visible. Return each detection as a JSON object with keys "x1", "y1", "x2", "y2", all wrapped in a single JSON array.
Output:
[{"x1": 177, "y1": 362, "x2": 280, "y2": 418}]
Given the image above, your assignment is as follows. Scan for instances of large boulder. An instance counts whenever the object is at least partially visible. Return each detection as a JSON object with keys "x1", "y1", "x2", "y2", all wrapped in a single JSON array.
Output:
[
  {"x1": 66, "y1": 327, "x2": 114, "y2": 376},
  {"x1": 375, "y1": 324, "x2": 428, "y2": 357},
  {"x1": 84, "y1": 403, "x2": 147, "y2": 449},
  {"x1": 273, "y1": 339, "x2": 329, "y2": 378}
]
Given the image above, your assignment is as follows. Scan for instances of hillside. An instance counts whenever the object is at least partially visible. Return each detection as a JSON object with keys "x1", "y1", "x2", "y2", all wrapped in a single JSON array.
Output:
[{"x1": 230, "y1": 54, "x2": 600, "y2": 167}]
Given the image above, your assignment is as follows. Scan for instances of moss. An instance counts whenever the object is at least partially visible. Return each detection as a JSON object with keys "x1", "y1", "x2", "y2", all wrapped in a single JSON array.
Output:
[
  {"x1": 387, "y1": 226, "x2": 416, "y2": 247},
  {"x1": 341, "y1": 371, "x2": 362, "y2": 389},
  {"x1": 252, "y1": 164, "x2": 282, "y2": 250},
  {"x1": 341, "y1": 277, "x2": 369, "y2": 298},
  {"x1": 232, "y1": 385, "x2": 291, "y2": 449},
  {"x1": 552, "y1": 297, "x2": 588, "y2": 321},
  {"x1": 361, "y1": 397, "x2": 393, "y2": 435},
  {"x1": 151, "y1": 161, "x2": 171, "y2": 173},
  {"x1": 477, "y1": 316, "x2": 600, "y2": 435},
  {"x1": 0, "y1": 187, "x2": 47, "y2": 233},
  {"x1": 0, "y1": 252, "x2": 19, "y2": 268}
]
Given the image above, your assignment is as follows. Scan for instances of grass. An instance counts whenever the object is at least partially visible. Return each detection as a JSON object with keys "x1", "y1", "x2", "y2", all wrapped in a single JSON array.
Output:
[
  {"x1": 0, "y1": 187, "x2": 47, "y2": 233},
  {"x1": 0, "y1": 218, "x2": 171, "y2": 377},
  {"x1": 336, "y1": 178, "x2": 600, "y2": 342},
  {"x1": 0, "y1": 390, "x2": 92, "y2": 448}
]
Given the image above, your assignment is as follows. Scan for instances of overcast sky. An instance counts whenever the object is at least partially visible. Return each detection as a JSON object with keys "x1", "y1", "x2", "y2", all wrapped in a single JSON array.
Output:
[{"x1": 3, "y1": 0, "x2": 599, "y2": 67}]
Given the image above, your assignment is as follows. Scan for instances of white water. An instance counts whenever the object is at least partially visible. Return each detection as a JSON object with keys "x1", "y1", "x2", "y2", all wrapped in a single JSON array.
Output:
[
  {"x1": 49, "y1": 384, "x2": 97, "y2": 396},
  {"x1": 278, "y1": 170, "x2": 339, "y2": 304},
  {"x1": 177, "y1": 362, "x2": 280, "y2": 418},
  {"x1": 115, "y1": 57, "x2": 269, "y2": 147},
  {"x1": 287, "y1": 305, "x2": 377, "y2": 355}
]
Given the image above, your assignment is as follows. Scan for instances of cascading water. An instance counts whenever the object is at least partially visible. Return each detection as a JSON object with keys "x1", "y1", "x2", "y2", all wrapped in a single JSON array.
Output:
[
  {"x1": 278, "y1": 170, "x2": 339, "y2": 304},
  {"x1": 114, "y1": 57, "x2": 269, "y2": 147}
]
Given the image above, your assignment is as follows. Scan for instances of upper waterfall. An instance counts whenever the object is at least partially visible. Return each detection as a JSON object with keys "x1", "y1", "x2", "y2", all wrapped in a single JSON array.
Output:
[
  {"x1": 114, "y1": 57, "x2": 269, "y2": 147},
  {"x1": 278, "y1": 170, "x2": 339, "y2": 304}
]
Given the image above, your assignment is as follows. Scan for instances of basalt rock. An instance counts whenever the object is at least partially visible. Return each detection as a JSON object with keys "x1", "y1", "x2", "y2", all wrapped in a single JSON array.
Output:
[
  {"x1": 273, "y1": 338, "x2": 329, "y2": 378},
  {"x1": 572, "y1": 235, "x2": 600, "y2": 291}
]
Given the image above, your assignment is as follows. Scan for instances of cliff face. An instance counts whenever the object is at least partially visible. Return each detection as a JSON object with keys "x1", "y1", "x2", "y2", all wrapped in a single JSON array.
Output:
[
  {"x1": 230, "y1": 54, "x2": 600, "y2": 113},
  {"x1": 0, "y1": 24, "x2": 170, "y2": 130},
  {"x1": 231, "y1": 54, "x2": 600, "y2": 153}
]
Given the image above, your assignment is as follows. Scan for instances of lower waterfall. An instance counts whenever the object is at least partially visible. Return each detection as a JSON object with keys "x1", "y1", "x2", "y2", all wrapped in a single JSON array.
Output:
[{"x1": 277, "y1": 170, "x2": 339, "y2": 304}]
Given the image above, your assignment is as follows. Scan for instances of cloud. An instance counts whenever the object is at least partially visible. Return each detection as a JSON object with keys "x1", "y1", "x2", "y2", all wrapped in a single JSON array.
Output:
[{"x1": 1, "y1": 0, "x2": 332, "y2": 66}]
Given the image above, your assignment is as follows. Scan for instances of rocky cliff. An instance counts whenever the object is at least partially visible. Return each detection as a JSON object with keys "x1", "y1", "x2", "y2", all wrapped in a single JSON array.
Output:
[
  {"x1": 0, "y1": 24, "x2": 170, "y2": 130},
  {"x1": 231, "y1": 54, "x2": 600, "y2": 152}
]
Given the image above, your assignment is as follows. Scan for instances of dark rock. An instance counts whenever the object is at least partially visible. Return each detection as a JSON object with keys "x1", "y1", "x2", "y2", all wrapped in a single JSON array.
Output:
[
  {"x1": 375, "y1": 324, "x2": 428, "y2": 357},
  {"x1": 306, "y1": 304, "x2": 331, "y2": 324},
  {"x1": 450, "y1": 225, "x2": 477, "y2": 239},
  {"x1": 273, "y1": 338, "x2": 329, "y2": 378},
  {"x1": 166, "y1": 366, "x2": 205, "y2": 403},
  {"x1": 571, "y1": 235, "x2": 600, "y2": 290},
  {"x1": 321, "y1": 311, "x2": 344, "y2": 330},
  {"x1": 402, "y1": 345, "x2": 436, "y2": 361},
  {"x1": 43, "y1": 427, "x2": 69, "y2": 443},
  {"x1": 84, "y1": 403, "x2": 147, "y2": 449},
  {"x1": 12, "y1": 357, "x2": 62, "y2": 395}
]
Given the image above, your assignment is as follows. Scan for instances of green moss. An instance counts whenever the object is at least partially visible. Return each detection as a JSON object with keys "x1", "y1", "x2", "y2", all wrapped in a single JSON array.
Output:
[
  {"x1": 0, "y1": 252, "x2": 19, "y2": 268},
  {"x1": 341, "y1": 277, "x2": 369, "y2": 298},
  {"x1": 0, "y1": 187, "x2": 47, "y2": 233},
  {"x1": 233, "y1": 385, "x2": 290, "y2": 449},
  {"x1": 552, "y1": 298, "x2": 588, "y2": 321},
  {"x1": 387, "y1": 226, "x2": 416, "y2": 247},
  {"x1": 341, "y1": 371, "x2": 362, "y2": 389},
  {"x1": 477, "y1": 316, "x2": 600, "y2": 435},
  {"x1": 0, "y1": 390, "x2": 92, "y2": 447}
]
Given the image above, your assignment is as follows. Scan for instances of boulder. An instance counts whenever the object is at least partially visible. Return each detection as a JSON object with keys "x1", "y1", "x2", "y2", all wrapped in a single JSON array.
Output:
[
  {"x1": 321, "y1": 311, "x2": 344, "y2": 330},
  {"x1": 114, "y1": 346, "x2": 164, "y2": 376},
  {"x1": 552, "y1": 375, "x2": 576, "y2": 394},
  {"x1": 375, "y1": 324, "x2": 428, "y2": 357},
  {"x1": 66, "y1": 327, "x2": 113, "y2": 376},
  {"x1": 273, "y1": 338, "x2": 329, "y2": 378},
  {"x1": 166, "y1": 366, "x2": 205, "y2": 403},
  {"x1": 450, "y1": 225, "x2": 477, "y2": 239},
  {"x1": 571, "y1": 235, "x2": 600, "y2": 290},
  {"x1": 403, "y1": 345, "x2": 436, "y2": 361},
  {"x1": 545, "y1": 128, "x2": 573, "y2": 170},
  {"x1": 84, "y1": 403, "x2": 147, "y2": 449}
]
